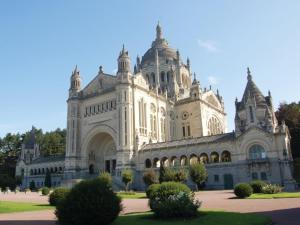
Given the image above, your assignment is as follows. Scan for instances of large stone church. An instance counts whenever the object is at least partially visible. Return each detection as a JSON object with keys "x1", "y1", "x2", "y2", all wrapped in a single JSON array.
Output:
[{"x1": 16, "y1": 24, "x2": 296, "y2": 190}]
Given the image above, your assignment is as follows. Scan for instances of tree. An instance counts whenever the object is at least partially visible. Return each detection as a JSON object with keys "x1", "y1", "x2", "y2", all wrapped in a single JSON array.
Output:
[
  {"x1": 189, "y1": 162, "x2": 207, "y2": 190},
  {"x1": 158, "y1": 167, "x2": 187, "y2": 183},
  {"x1": 142, "y1": 169, "x2": 158, "y2": 186},
  {"x1": 275, "y1": 101, "x2": 300, "y2": 158},
  {"x1": 158, "y1": 165, "x2": 166, "y2": 183},
  {"x1": 121, "y1": 169, "x2": 133, "y2": 192},
  {"x1": 44, "y1": 170, "x2": 52, "y2": 188}
]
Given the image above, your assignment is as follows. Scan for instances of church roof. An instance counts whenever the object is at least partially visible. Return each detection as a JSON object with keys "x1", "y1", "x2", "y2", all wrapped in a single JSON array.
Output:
[
  {"x1": 237, "y1": 68, "x2": 267, "y2": 110},
  {"x1": 142, "y1": 132, "x2": 235, "y2": 151},
  {"x1": 141, "y1": 23, "x2": 178, "y2": 66}
]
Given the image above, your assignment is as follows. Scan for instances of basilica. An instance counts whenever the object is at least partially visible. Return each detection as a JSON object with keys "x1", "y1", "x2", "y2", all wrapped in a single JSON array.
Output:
[{"x1": 16, "y1": 24, "x2": 296, "y2": 190}]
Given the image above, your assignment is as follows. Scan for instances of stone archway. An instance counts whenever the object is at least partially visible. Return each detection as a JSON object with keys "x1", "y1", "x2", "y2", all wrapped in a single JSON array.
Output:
[{"x1": 86, "y1": 132, "x2": 117, "y2": 175}]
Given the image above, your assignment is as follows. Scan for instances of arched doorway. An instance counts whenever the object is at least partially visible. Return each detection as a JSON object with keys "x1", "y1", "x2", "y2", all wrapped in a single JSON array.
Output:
[
  {"x1": 87, "y1": 132, "x2": 117, "y2": 175},
  {"x1": 223, "y1": 174, "x2": 233, "y2": 189}
]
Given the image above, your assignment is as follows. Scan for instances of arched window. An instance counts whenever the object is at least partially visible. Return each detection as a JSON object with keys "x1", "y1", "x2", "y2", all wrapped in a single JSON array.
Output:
[
  {"x1": 160, "y1": 71, "x2": 165, "y2": 82},
  {"x1": 180, "y1": 155, "x2": 188, "y2": 166},
  {"x1": 42, "y1": 168, "x2": 45, "y2": 174},
  {"x1": 161, "y1": 157, "x2": 169, "y2": 167},
  {"x1": 221, "y1": 151, "x2": 231, "y2": 162},
  {"x1": 207, "y1": 116, "x2": 223, "y2": 136},
  {"x1": 190, "y1": 154, "x2": 198, "y2": 165},
  {"x1": 167, "y1": 71, "x2": 171, "y2": 83},
  {"x1": 30, "y1": 169, "x2": 33, "y2": 175},
  {"x1": 153, "y1": 158, "x2": 160, "y2": 168},
  {"x1": 210, "y1": 152, "x2": 219, "y2": 163},
  {"x1": 160, "y1": 107, "x2": 166, "y2": 141},
  {"x1": 138, "y1": 98, "x2": 147, "y2": 135},
  {"x1": 171, "y1": 156, "x2": 179, "y2": 167},
  {"x1": 200, "y1": 153, "x2": 209, "y2": 163},
  {"x1": 145, "y1": 159, "x2": 152, "y2": 168},
  {"x1": 249, "y1": 144, "x2": 266, "y2": 160},
  {"x1": 146, "y1": 74, "x2": 150, "y2": 84},
  {"x1": 151, "y1": 72, "x2": 155, "y2": 85},
  {"x1": 150, "y1": 104, "x2": 157, "y2": 139}
]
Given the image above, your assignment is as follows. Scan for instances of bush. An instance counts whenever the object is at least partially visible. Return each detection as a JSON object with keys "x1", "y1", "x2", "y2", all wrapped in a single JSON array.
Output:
[
  {"x1": 143, "y1": 169, "x2": 158, "y2": 186},
  {"x1": 234, "y1": 183, "x2": 253, "y2": 198},
  {"x1": 98, "y1": 172, "x2": 112, "y2": 187},
  {"x1": 146, "y1": 183, "x2": 160, "y2": 198},
  {"x1": 262, "y1": 184, "x2": 282, "y2": 194},
  {"x1": 55, "y1": 178, "x2": 122, "y2": 225},
  {"x1": 189, "y1": 163, "x2": 207, "y2": 190},
  {"x1": 41, "y1": 187, "x2": 50, "y2": 195},
  {"x1": 250, "y1": 180, "x2": 267, "y2": 193},
  {"x1": 158, "y1": 167, "x2": 188, "y2": 183},
  {"x1": 121, "y1": 169, "x2": 134, "y2": 192},
  {"x1": 49, "y1": 187, "x2": 70, "y2": 206},
  {"x1": 149, "y1": 182, "x2": 200, "y2": 218}
]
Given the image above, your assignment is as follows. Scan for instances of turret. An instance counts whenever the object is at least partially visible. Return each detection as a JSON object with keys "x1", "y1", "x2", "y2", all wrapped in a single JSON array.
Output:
[
  {"x1": 69, "y1": 65, "x2": 81, "y2": 97},
  {"x1": 117, "y1": 45, "x2": 131, "y2": 73},
  {"x1": 235, "y1": 68, "x2": 278, "y2": 135}
]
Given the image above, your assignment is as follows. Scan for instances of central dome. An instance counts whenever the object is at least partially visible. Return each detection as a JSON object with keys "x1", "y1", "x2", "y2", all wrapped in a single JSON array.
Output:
[{"x1": 141, "y1": 23, "x2": 178, "y2": 66}]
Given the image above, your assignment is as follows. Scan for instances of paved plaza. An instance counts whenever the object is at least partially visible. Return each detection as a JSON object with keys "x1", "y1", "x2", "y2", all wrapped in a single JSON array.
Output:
[{"x1": 0, "y1": 191, "x2": 299, "y2": 225}]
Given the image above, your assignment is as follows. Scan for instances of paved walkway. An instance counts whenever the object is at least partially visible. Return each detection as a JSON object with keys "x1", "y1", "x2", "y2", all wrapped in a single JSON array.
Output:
[{"x1": 1, "y1": 191, "x2": 299, "y2": 225}]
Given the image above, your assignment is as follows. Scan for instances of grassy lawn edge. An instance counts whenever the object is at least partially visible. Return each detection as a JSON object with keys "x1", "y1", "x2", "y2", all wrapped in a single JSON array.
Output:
[
  {"x1": 113, "y1": 211, "x2": 272, "y2": 225},
  {"x1": 248, "y1": 192, "x2": 300, "y2": 199},
  {"x1": 0, "y1": 201, "x2": 54, "y2": 214}
]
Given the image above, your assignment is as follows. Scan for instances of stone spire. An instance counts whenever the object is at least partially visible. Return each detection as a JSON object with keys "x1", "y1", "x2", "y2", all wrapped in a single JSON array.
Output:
[
  {"x1": 156, "y1": 22, "x2": 162, "y2": 40},
  {"x1": 247, "y1": 67, "x2": 252, "y2": 81}
]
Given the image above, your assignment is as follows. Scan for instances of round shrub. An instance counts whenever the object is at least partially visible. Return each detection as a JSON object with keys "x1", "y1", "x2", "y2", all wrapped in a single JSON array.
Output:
[
  {"x1": 41, "y1": 187, "x2": 50, "y2": 195},
  {"x1": 98, "y1": 172, "x2": 112, "y2": 187},
  {"x1": 146, "y1": 183, "x2": 160, "y2": 198},
  {"x1": 49, "y1": 187, "x2": 70, "y2": 206},
  {"x1": 249, "y1": 180, "x2": 267, "y2": 193},
  {"x1": 234, "y1": 183, "x2": 253, "y2": 198},
  {"x1": 55, "y1": 178, "x2": 122, "y2": 225},
  {"x1": 149, "y1": 182, "x2": 200, "y2": 218}
]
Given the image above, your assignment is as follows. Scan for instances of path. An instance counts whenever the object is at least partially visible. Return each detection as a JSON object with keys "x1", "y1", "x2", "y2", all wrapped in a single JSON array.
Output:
[{"x1": 0, "y1": 191, "x2": 299, "y2": 225}]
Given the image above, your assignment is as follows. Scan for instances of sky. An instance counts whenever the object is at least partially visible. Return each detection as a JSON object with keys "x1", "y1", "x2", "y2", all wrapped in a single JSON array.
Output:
[{"x1": 0, "y1": 0, "x2": 300, "y2": 137}]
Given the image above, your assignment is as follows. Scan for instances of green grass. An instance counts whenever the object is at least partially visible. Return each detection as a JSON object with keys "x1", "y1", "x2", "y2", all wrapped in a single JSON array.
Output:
[
  {"x1": 117, "y1": 192, "x2": 147, "y2": 199},
  {"x1": 112, "y1": 211, "x2": 271, "y2": 225},
  {"x1": 248, "y1": 192, "x2": 300, "y2": 199},
  {"x1": 0, "y1": 201, "x2": 54, "y2": 213}
]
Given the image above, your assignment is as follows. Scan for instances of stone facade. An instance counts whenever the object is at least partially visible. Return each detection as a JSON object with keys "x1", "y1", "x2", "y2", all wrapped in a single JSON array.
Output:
[
  {"x1": 15, "y1": 128, "x2": 65, "y2": 189},
  {"x1": 17, "y1": 24, "x2": 296, "y2": 190}
]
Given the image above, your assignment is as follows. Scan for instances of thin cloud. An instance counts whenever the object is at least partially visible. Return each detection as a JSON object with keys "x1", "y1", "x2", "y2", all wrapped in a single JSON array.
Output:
[
  {"x1": 197, "y1": 39, "x2": 219, "y2": 52},
  {"x1": 207, "y1": 76, "x2": 219, "y2": 85},
  {"x1": 112, "y1": 68, "x2": 118, "y2": 74}
]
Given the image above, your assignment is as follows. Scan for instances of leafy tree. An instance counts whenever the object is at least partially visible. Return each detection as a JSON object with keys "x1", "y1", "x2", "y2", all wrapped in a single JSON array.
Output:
[
  {"x1": 158, "y1": 167, "x2": 187, "y2": 183},
  {"x1": 142, "y1": 169, "x2": 158, "y2": 186},
  {"x1": 121, "y1": 169, "x2": 133, "y2": 192},
  {"x1": 159, "y1": 165, "x2": 166, "y2": 183},
  {"x1": 44, "y1": 170, "x2": 52, "y2": 188},
  {"x1": 189, "y1": 162, "x2": 207, "y2": 190},
  {"x1": 276, "y1": 101, "x2": 300, "y2": 158}
]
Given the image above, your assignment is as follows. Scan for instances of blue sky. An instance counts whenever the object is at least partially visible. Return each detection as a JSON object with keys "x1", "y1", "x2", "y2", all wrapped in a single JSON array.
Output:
[{"x1": 0, "y1": 0, "x2": 299, "y2": 137}]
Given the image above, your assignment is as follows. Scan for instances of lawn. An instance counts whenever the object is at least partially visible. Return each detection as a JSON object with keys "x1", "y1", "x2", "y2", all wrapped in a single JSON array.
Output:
[
  {"x1": 117, "y1": 192, "x2": 147, "y2": 199},
  {"x1": 248, "y1": 192, "x2": 300, "y2": 199},
  {"x1": 0, "y1": 201, "x2": 54, "y2": 213},
  {"x1": 113, "y1": 211, "x2": 271, "y2": 225}
]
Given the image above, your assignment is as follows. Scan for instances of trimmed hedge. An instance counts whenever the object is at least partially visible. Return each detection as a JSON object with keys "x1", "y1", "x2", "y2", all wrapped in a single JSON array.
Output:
[
  {"x1": 49, "y1": 188, "x2": 70, "y2": 206},
  {"x1": 148, "y1": 182, "x2": 200, "y2": 218},
  {"x1": 234, "y1": 183, "x2": 253, "y2": 198},
  {"x1": 249, "y1": 180, "x2": 267, "y2": 193},
  {"x1": 146, "y1": 183, "x2": 160, "y2": 198},
  {"x1": 41, "y1": 187, "x2": 50, "y2": 196},
  {"x1": 55, "y1": 178, "x2": 122, "y2": 225}
]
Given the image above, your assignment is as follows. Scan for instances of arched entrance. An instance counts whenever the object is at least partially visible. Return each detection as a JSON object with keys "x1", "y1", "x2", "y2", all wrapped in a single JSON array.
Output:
[{"x1": 87, "y1": 132, "x2": 117, "y2": 175}]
